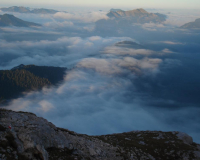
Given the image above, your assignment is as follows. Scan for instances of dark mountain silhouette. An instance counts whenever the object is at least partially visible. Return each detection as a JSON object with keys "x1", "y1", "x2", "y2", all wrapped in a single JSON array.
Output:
[
  {"x1": 0, "y1": 65, "x2": 67, "y2": 103},
  {"x1": 11, "y1": 64, "x2": 67, "y2": 84},
  {"x1": 0, "y1": 6, "x2": 58, "y2": 14},
  {"x1": 181, "y1": 18, "x2": 200, "y2": 29},
  {"x1": 0, "y1": 14, "x2": 41, "y2": 27}
]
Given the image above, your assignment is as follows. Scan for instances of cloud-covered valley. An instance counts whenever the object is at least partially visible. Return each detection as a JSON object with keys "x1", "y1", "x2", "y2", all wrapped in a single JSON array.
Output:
[
  {"x1": 1, "y1": 8, "x2": 200, "y2": 143},
  {"x1": 0, "y1": 36, "x2": 135, "y2": 69}
]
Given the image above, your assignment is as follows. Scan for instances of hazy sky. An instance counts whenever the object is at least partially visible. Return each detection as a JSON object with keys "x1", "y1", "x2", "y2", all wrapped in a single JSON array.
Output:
[{"x1": 1, "y1": 0, "x2": 200, "y2": 9}]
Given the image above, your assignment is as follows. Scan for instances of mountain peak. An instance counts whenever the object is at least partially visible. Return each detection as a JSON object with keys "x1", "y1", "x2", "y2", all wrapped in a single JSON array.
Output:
[
  {"x1": 0, "y1": 14, "x2": 41, "y2": 27},
  {"x1": 181, "y1": 18, "x2": 200, "y2": 29},
  {"x1": 0, "y1": 6, "x2": 59, "y2": 14},
  {"x1": 107, "y1": 8, "x2": 153, "y2": 18},
  {"x1": 133, "y1": 8, "x2": 148, "y2": 13},
  {"x1": 11, "y1": 64, "x2": 25, "y2": 70},
  {"x1": 106, "y1": 8, "x2": 166, "y2": 23},
  {"x1": 2, "y1": 13, "x2": 15, "y2": 17}
]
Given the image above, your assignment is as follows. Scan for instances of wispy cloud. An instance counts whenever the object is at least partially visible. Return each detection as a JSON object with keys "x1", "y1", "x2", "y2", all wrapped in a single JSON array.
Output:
[
  {"x1": 151, "y1": 41, "x2": 183, "y2": 45},
  {"x1": 54, "y1": 11, "x2": 109, "y2": 23}
]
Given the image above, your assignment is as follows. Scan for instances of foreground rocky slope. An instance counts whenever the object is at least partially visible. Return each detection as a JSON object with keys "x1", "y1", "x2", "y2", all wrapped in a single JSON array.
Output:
[{"x1": 0, "y1": 109, "x2": 200, "y2": 160}]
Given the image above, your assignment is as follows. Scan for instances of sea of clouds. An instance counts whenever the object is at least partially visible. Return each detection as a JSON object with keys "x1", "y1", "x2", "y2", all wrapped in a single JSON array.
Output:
[{"x1": 1, "y1": 8, "x2": 200, "y2": 143}]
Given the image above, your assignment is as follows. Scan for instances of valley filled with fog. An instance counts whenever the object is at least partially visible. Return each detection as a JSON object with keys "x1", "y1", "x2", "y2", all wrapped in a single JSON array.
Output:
[{"x1": 1, "y1": 7, "x2": 200, "y2": 143}]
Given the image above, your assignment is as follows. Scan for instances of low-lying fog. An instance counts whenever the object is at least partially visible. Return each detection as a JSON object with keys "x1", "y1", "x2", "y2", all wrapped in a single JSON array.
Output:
[{"x1": 1, "y1": 8, "x2": 200, "y2": 143}]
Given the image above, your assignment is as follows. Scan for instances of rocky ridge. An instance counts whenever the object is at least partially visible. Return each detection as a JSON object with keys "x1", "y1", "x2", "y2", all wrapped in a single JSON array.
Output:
[
  {"x1": 0, "y1": 14, "x2": 41, "y2": 27},
  {"x1": 0, "y1": 109, "x2": 200, "y2": 160},
  {"x1": 0, "y1": 6, "x2": 58, "y2": 14},
  {"x1": 181, "y1": 18, "x2": 200, "y2": 29},
  {"x1": 106, "y1": 8, "x2": 167, "y2": 23}
]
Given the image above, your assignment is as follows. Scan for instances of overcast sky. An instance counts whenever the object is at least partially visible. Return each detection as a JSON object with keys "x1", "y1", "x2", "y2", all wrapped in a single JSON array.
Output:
[{"x1": 1, "y1": 0, "x2": 200, "y2": 9}]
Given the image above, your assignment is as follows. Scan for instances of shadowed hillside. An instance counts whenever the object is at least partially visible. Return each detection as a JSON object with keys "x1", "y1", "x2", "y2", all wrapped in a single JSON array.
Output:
[
  {"x1": 0, "y1": 14, "x2": 41, "y2": 27},
  {"x1": 0, "y1": 65, "x2": 67, "y2": 103},
  {"x1": 181, "y1": 18, "x2": 200, "y2": 29}
]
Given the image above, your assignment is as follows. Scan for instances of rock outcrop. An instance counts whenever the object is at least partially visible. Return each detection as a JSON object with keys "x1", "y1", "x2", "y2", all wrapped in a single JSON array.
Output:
[{"x1": 0, "y1": 109, "x2": 200, "y2": 160}]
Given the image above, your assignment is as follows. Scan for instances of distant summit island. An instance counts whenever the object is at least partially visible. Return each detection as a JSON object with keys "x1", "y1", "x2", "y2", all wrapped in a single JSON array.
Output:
[
  {"x1": 0, "y1": 14, "x2": 41, "y2": 27},
  {"x1": 0, "y1": 6, "x2": 59, "y2": 14},
  {"x1": 95, "y1": 8, "x2": 167, "y2": 34},
  {"x1": 115, "y1": 41, "x2": 144, "y2": 49},
  {"x1": 106, "y1": 8, "x2": 167, "y2": 23},
  {"x1": 181, "y1": 18, "x2": 200, "y2": 29}
]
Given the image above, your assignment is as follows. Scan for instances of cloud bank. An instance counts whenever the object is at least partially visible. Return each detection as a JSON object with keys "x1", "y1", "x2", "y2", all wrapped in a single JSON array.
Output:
[
  {"x1": 2, "y1": 34, "x2": 200, "y2": 143},
  {"x1": 1, "y1": 9, "x2": 200, "y2": 144},
  {"x1": 0, "y1": 36, "x2": 133, "y2": 70},
  {"x1": 54, "y1": 11, "x2": 109, "y2": 23}
]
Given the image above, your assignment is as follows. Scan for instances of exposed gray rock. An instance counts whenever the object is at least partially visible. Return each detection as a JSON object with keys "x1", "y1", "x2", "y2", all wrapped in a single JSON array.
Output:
[
  {"x1": 0, "y1": 110, "x2": 121, "y2": 160},
  {"x1": 176, "y1": 132, "x2": 193, "y2": 144}
]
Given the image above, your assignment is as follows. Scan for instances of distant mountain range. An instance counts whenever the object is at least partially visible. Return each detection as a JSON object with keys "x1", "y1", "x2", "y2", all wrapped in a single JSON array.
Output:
[
  {"x1": 95, "y1": 8, "x2": 167, "y2": 34},
  {"x1": 0, "y1": 14, "x2": 41, "y2": 27},
  {"x1": 181, "y1": 18, "x2": 200, "y2": 29},
  {"x1": 106, "y1": 8, "x2": 167, "y2": 23},
  {"x1": 0, "y1": 64, "x2": 67, "y2": 103},
  {"x1": 0, "y1": 6, "x2": 59, "y2": 14}
]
